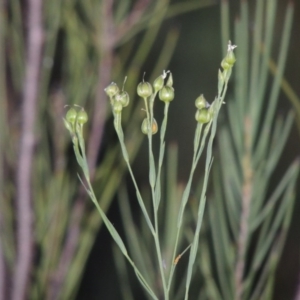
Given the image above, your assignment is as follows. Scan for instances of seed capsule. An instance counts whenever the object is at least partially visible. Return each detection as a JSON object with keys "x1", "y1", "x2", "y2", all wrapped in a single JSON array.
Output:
[
  {"x1": 141, "y1": 118, "x2": 158, "y2": 135},
  {"x1": 66, "y1": 107, "x2": 77, "y2": 125},
  {"x1": 221, "y1": 59, "x2": 231, "y2": 70},
  {"x1": 195, "y1": 108, "x2": 212, "y2": 124},
  {"x1": 159, "y1": 86, "x2": 174, "y2": 102},
  {"x1": 76, "y1": 109, "x2": 88, "y2": 125},
  {"x1": 137, "y1": 81, "x2": 153, "y2": 98},
  {"x1": 105, "y1": 82, "x2": 119, "y2": 98},
  {"x1": 195, "y1": 94, "x2": 207, "y2": 110},
  {"x1": 113, "y1": 91, "x2": 130, "y2": 107},
  {"x1": 225, "y1": 50, "x2": 236, "y2": 66},
  {"x1": 153, "y1": 75, "x2": 164, "y2": 92},
  {"x1": 119, "y1": 91, "x2": 130, "y2": 107}
]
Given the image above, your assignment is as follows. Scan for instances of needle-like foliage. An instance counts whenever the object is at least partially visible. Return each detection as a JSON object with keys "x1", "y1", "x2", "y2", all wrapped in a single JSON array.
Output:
[{"x1": 195, "y1": 1, "x2": 299, "y2": 299}]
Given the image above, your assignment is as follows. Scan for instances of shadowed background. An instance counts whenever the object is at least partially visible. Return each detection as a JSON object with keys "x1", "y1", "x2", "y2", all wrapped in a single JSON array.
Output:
[{"x1": 1, "y1": 0, "x2": 300, "y2": 299}]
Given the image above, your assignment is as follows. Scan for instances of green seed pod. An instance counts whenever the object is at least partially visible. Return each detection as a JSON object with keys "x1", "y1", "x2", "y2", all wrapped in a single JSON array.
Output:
[
  {"x1": 77, "y1": 109, "x2": 88, "y2": 125},
  {"x1": 221, "y1": 58, "x2": 231, "y2": 70},
  {"x1": 225, "y1": 50, "x2": 236, "y2": 66},
  {"x1": 166, "y1": 73, "x2": 173, "y2": 87},
  {"x1": 112, "y1": 93, "x2": 120, "y2": 104},
  {"x1": 118, "y1": 91, "x2": 130, "y2": 107},
  {"x1": 153, "y1": 75, "x2": 164, "y2": 92},
  {"x1": 66, "y1": 107, "x2": 77, "y2": 125},
  {"x1": 105, "y1": 82, "x2": 119, "y2": 98},
  {"x1": 141, "y1": 118, "x2": 158, "y2": 135},
  {"x1": 113, "y1": 102, "x2": 123, "y2": 114},
  {"x1": 195, "y1": 94, "x2": 207, "y2": 110},
  {"x1": 195, "y1": 108, "x2": 212, "y2": 124},
  {"x1": 137, "y1": 81, "x2": 153, "y2": 98},
  {"x1": 113, "y1": 91, "x2": 129, "y2": 107},
  {"x1": 159, "y1": 86, "x2": 174, "y2": 102}
]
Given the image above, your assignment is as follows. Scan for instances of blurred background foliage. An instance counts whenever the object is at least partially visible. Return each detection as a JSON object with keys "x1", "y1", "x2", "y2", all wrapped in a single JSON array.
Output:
[{"x1": 1, "y1": 0, "x2": 300, "y2": 299}]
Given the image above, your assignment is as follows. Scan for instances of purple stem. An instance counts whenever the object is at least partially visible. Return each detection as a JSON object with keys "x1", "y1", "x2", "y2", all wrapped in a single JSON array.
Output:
[
  {"x1": 13, "y1": 0, "x2": 43, "y2": 299},
  {"x1": 0, "y1": 239, "x2": 5, "y2": 299}
]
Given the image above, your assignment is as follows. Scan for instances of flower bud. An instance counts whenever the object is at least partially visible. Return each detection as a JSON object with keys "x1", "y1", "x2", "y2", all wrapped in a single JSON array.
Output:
[
  {"x1": 153, "y1": 75, "x2": 164, "y2": 92},
  {"x1": 66, "y1": 107, "x2": 77, "y2": 125},
  {"x1": 159, "y1": 86, "x2": 174, "y2": 102},
  {"x1": 137, "y1": 81, "x2": 153, "y2": 98},
  {"x1": 105, "y1": 82, "x2": 119, "y2": 98},
  {"x1": 195, "y1": 108, "x2": 212, "y2": 124},
  {"x1": 195, "y1": 94, "x2": 207, "y2": 110},
  {"x1": 141, "y1": 118, "x2": 158, "y2": 135},
  {"x1": 76, "y1": 109, "x2": 88, "y2": 125}
]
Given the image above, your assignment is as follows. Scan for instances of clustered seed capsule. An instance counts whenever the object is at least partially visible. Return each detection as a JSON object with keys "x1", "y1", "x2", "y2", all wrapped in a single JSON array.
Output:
[
  {"x1": 221, "y1": 40, "x2": 237, "y2": 71},
  {"x1": 64, "y1": 106, "x2": 89, "y2": 134},
  {"x1": 104, "y1": 72, "x2": 176, "y2": 136},
  {"x1": 105, "y1": 82, "x2": 131, "y2": 116},
  {"x1": 137, "y1": 72, "x2": 174, "y2": 135},
  {"x1": 194, "y1": 94, "x2": 212, "y2": 124},
  {"x1": 112, "y1": 91, "x2": 130, "y2": 107},
  {"x1": 118, "y1": 91, "x2": 129, "y2": 107}
]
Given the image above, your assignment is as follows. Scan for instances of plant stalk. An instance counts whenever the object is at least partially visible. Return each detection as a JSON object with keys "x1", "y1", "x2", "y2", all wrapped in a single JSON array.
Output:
[{"x1": 14, "y1": 0, "x2": 43, "y2": 299}]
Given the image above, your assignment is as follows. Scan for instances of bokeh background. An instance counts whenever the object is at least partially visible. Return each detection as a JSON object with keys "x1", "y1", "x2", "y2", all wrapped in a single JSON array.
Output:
[{"x1": 1, "y1": 0, "x2": 300, "y2": 299}]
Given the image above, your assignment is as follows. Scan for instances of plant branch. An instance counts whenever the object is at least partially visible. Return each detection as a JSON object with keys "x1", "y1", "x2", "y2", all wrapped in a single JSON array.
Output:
[
  {"x1": 13, "y1": 0, "x2": 43, "y2": 299},
  {"x1": 115, "y1": 0, "x2": 151, "y2": 43}
]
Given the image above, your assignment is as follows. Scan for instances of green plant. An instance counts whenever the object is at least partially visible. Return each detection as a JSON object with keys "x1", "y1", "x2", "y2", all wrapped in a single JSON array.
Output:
[
  {"x1": 65, "y1": 41, "x2": 236, "y2": 299},
  {"x1": 193, "y1": 1, "x2": 300, "y2": 300},
  {"x1": 108, "y1": 1, "x2": 300, "y2": 299},
  {"x1": 0, "y1": 1, "x2": 219, "y2": 299}
]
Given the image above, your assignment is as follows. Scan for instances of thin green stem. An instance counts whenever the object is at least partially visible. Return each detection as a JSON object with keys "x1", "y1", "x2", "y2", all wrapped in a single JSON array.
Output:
[
  {"x1": 146, "y1": 91, "x2": 168, "y2": 299},
  {"x1": 114, "y1": 121, "x2": 156, "y2": 236},
  {"x1": 168, "y1": 70, "x2": 231, "y2": 294},
  {"x1": 155, "y1": 102, "x2": 170, "y2": 210},
  {"x1": 84, "y1": 179, "x2": 158, "y2": 300},
  {"x1": 167, "y1": 123, "x2": 202, "y2": 291}
]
